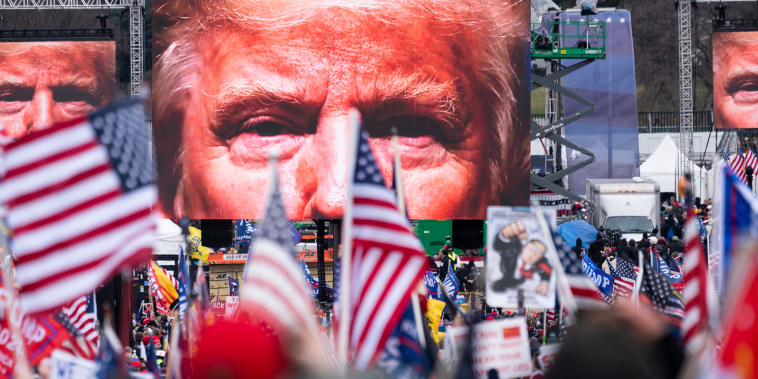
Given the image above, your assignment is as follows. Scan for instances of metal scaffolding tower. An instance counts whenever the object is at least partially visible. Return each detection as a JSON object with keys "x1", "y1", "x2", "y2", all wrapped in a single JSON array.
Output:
[
  {"x1": 0, "y1": 0, "x2": 144, "y2": 99},
  {"x1": 678, "y1": 0, "x2": 694, "y2": 186},
  {"x1": 531, "y1": 18, "x2": 606, "y2": 222}
]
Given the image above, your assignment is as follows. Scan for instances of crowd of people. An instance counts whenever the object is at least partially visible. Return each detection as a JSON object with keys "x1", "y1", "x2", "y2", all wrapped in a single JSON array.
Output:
[
  {"x1": 576, "y1": 196, "x2": 711, "y2": 273},
  {"x1": 124, "y1": 315, "x2": 172, "y2": 375}
]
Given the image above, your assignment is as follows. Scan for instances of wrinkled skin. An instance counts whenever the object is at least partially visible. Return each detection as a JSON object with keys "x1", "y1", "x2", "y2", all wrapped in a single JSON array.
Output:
[
  {"x1": 0, "y1": 42, "x2": 115, "y2": 138},
  {"x1": 714, "y1": 38, "x2": 758, "y2": 130},
  {"x1": 175, "y1": 13, "x2": 504, "y2": 219}
]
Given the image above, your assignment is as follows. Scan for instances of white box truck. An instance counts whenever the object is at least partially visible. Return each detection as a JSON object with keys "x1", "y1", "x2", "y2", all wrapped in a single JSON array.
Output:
[{"x1": 586, "y1": 178, "x2": 661, "y2": 242}]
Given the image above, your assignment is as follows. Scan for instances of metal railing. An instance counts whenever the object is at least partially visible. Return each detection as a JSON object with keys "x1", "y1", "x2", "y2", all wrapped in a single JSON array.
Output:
[
  {"x1": 637, "y1": 111, "x2": 713, "y2": 133},
  {"x1": 531, "y1": 111, "x2": 714, "y2": 134}
]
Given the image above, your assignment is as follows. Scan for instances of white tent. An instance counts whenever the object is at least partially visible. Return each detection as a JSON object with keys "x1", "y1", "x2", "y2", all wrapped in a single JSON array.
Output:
[
  {"x1": 640, "y1": 135, "x2": 711, "y2": 199},
  {"x1": 155, "y1": 219, "x2": 183, "y2": 256}
]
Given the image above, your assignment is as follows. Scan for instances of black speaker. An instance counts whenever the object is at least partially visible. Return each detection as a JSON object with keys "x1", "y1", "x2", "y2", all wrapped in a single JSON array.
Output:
[
  {"x1": 200, "y1": 220, "x2": 233, "y2": 249},
  {"x1": 452, "y1": 219, "x2": 484, "y2": 249}
]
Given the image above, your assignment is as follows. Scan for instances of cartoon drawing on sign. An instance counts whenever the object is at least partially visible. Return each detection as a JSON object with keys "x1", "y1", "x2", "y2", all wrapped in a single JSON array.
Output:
[{"x1": 486, "y1": 207, "x2": 556, "y2": 309}]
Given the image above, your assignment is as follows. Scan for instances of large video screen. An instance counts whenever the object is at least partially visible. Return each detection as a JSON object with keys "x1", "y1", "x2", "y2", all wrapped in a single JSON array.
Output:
[
  {"x1": 0, "y1": 41, "x2": 116, "y2": 138},
  {"x1": 152, "y1": 0, "x2": 531, "y2": 220},
  {"x1": 714, "y1": 31, "x2": 758, "y2": 129}
]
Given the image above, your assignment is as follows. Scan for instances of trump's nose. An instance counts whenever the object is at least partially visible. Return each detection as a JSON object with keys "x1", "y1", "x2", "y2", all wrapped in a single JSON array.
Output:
[
  {"x1": 301, "y1": 113, "x2": 352, "y2": 219},
  {"x1": 23, "y1": 90, "x2": 59, "y2": 135}
]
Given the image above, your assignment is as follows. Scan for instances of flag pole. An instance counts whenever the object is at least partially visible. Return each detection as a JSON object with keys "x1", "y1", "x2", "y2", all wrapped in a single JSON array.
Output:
[
  {"x1": 391, "y1": 128, "x2": 406, "y2": 217},
  {"x1": 542, "y1": 309, "x2": 548, "y2": 345},
  {"x1": 633, "y1": 250, "x2": 645, "y2": 308},
  {"x1": 338, "y1": 109, "x2": 360, "y2": 369},
  {"x1": 410, "y1": 294, "x2": 427, "y2": 350},
  {"x1": 535, "y1": 211, "x2": 578, "y2": 315}
]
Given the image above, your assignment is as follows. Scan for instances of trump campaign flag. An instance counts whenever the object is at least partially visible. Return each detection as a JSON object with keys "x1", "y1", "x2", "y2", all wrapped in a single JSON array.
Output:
[
  {"x1": 377, "y1": 305, "x2": 431, "y2": 378},
  {"x1": 0, "y1": 100, "x2": 156, "y2": 315},
  {"x1": 234, "y1": 219, "x2": 256, "y2": 246},
  {"x1": 652, "y1": 252, "x2": 684, "y2": 293},
  {"x1": 443, "y1": 264, "x2": 460, "y2": 298},
  {"x1": 581, "y1": 254, "x2": 614, "y2": 295},
  {"x1": 424, "y1": 271, "x2": 440, "y2": 300},
  {"x1": 336, "y1": 112, "x2": 427, "y2": 371}
]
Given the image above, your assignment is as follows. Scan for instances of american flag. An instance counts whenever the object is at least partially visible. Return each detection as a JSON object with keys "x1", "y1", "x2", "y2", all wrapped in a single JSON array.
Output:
[
  {"x1": 729, "y1": 149, "x2": 751, "y2": 182},
  {"x1": 0, "y1": 100, "x2": 156, "y2": 315},
  {"x1": 337, "y1": 120, "x2": 427, "y2": 371},
  {"x1": 61, "y1": 292, "x2": 98, "y2": 347},
  {"x1": 609, "y1": 257, "x2": 638, "y2": 298},
  {"x1": 640, "y1": 255, "x2": 685, "y2": 334},
  {"x1": 546, "y1": 309, "x2": 555, "y2": 323},
  {"x1": 53, "y1": 312, "x2": 97, "y2": 361},
  {"x1": 745, "y1": 148, "x2": 758, "y2": 185},
  {"x1": 549, "y1": 225, "x2": 608, "y2": 310},
  {"x1": 242, "y1": 156, "x2": 317, "y2": 334},
  {"x1": 682, "y1": 210, "x2": 713, "y2": 354}
]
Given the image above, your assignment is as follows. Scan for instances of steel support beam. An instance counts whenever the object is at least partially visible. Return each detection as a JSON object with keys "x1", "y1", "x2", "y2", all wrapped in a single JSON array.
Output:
[
  {"x1": 531, "y1": 59, "x2": 597, "y2": 222},
  {"x1": 678, "y1": 0, "x2": 694, "y2": 192}
]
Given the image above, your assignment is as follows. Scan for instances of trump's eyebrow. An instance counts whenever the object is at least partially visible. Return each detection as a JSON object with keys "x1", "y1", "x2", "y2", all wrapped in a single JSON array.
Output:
[
  {"x1": 354, "y1": 72, "x2": 465, "y2": 130},
  {"x1": 212, "y1": 78, "x2": 320, "y2": 122},
  {"x1": 0, "y1": 75, "x2": 32, "y2": 90},
  {"x1": 723, "y1": 64, "x2": 758, "y2": 89}
]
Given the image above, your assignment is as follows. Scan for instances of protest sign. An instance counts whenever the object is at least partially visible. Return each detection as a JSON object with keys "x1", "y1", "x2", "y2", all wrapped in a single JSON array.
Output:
[
  {"x1": 444, "y1": 318, "x2": 532, "y2": 378},
  {"x1": 210, "y1": 299, "x2": 225, "y2": 319},
  {"x1": 486, "y1": 207, "x2": 557, "y2": 309},
  {"x1": 225, "y1": 296, "x2": 240, "y2": 318},
  {"x1": 538, "y1": 344, "x2": 562, "y2": 373},
  {"x1": 50, "y1": 351, "x2": 97, "y2": 379}
]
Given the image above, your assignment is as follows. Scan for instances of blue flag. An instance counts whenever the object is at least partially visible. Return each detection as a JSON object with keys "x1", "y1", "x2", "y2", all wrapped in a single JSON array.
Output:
[
  {"x1": 581, "y1": 254, "x2": 614, "y2": 294},
  {"x1": 234, "y1": 219, "x2": 256, "y2": 246},
  {"x1": 443, "y1": 264, "x2": 460, "y2": 298},
  {"x1": 718, "y1": 163, "x2": 758, "y2": 291},
  {"x1": 300, "y1": 259, "x2": 333, "y2": 299},
  {"x1": 423, "y1": 270, "x2": 440, "y2": 300},
  {"x1": 177, "y1": 246, "x2": 190, "y2": 322},
  {"x1": 377, "y1": 305, "x2": 431, "y2": 378},
  {"x1": 227, "y1": 276, "x2": 239, "y2": 296},
  {"x1": 288, "y1": 222, "x2": 302, "y2": 244},
  {"x1": 147, "y1": 335, "x2": 161, "y2": 379},
  {"x1": 653, "y1": 252, "x2": 683, "y2": 284},
  {"x1": 97, "y1": 322, "x2": 124, "y2": 379}
]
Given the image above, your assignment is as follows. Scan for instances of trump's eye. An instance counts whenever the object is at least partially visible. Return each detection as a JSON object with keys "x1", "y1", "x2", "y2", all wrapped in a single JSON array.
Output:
[
  {"x1": 0, "y1": 89, "x2": 33, "y2": 102},
  {"x1": 366, "y1": 115, "x2": 463, "y2": 145},
  {"x1": 239, "y1": 116, "x2": 313, "y2": 137},
  {"x1": 725, "y1": 75, "x2": 758, "y2": 104},
  {"x1": 53, "y1": 86, "x2": 99, "y2": 105},
  {"x1": 0, "y1": 89, "x2": 33, "y2": 113}
]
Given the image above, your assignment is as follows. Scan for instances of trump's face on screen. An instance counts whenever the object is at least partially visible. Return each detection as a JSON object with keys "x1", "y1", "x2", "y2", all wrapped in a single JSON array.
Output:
[
  {"x1": 0, "y1": 42, "x2": 116, "y2": 138},
  {"x1": 153, "y1": 0, "x2": 530, "y2": 219}
]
